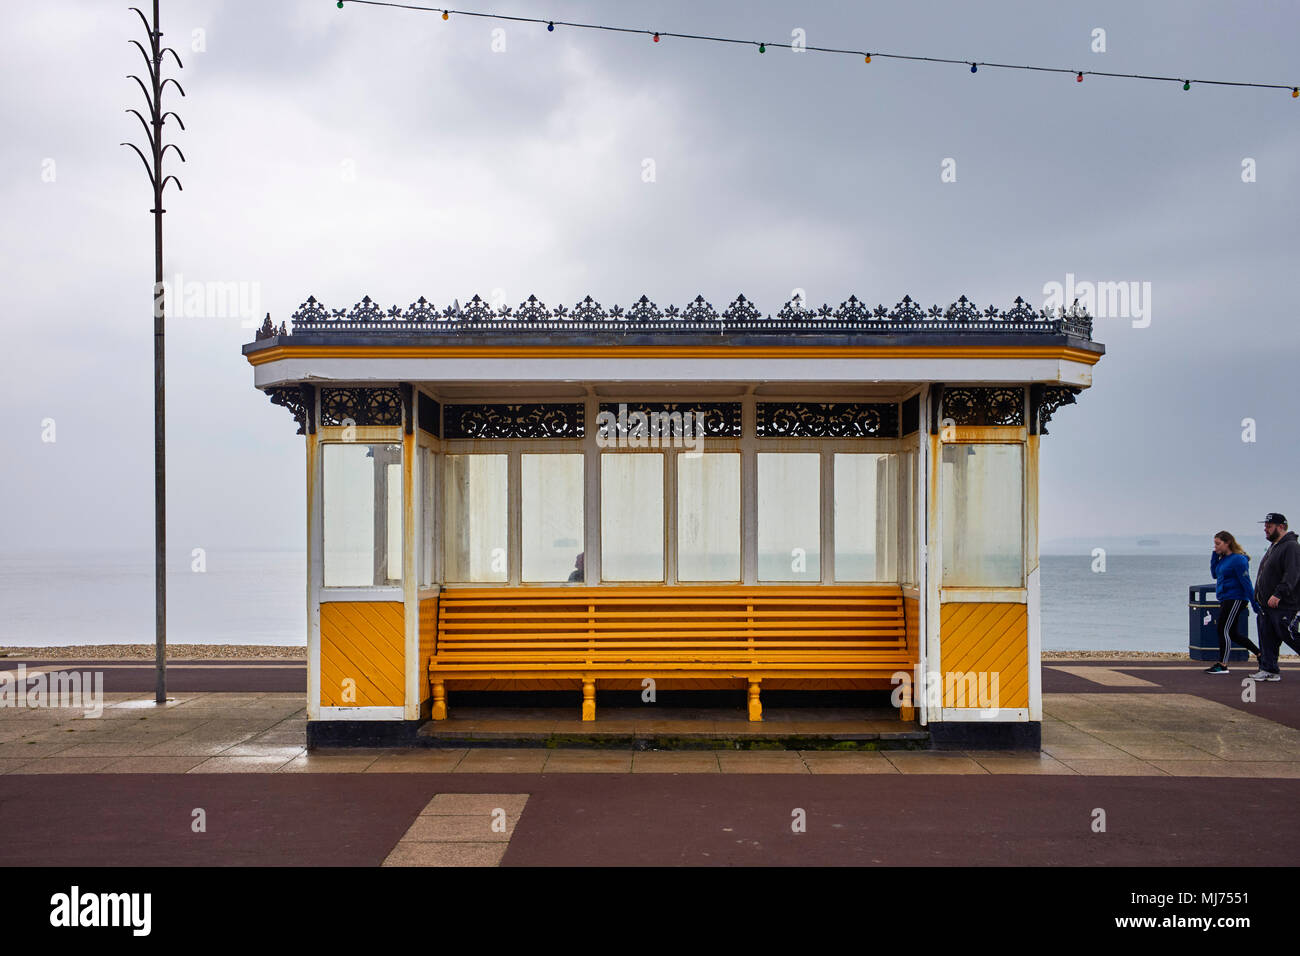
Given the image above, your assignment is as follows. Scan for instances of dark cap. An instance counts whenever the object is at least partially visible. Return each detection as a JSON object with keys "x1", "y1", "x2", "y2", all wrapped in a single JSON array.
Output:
[{"x1": 1261, "y1": 512, "x2": 1288, "y2": 525}]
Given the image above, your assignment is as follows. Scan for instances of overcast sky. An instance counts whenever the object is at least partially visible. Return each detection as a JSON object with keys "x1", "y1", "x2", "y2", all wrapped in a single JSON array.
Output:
[{"x1": 3, "y1": 0, "x2": 1298, "y2": 559}]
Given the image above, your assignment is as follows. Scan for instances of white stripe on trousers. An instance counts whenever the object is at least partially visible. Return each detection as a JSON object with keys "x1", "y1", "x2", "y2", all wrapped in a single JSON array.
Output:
[{"x1": 1220, "y1": 600, "x2": 1245, "y2": 665}]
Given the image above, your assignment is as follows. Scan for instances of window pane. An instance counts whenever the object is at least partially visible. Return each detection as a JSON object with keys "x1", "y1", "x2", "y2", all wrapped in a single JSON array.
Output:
[
  {"x1": 834, "y1": 453, "x2": 897, "y2": 582},
  {"x1": 677, "y1": 453, "x2": 740, "y2": 581},
  {"x1": 757, "y1": 453, "x2": 820, "y2": 581},
  {"x1": 444, "y1": 454, "x2": 508, "y2": 583},
  {"x1": 601, "y1": 454, "x2": 664, "y2": 581},
  {"x1": 941, "y1": 443, "x2": 1023, "y2": 587},
  {"x1": 322, "y1": 443, "x2": 402, "y2": 587},
  {"x1": 522, "y1": 454, "x2": 585, "y2": 583},
  {"x1": 419, "y1": 447, "x2": 434, "y2": 588}
]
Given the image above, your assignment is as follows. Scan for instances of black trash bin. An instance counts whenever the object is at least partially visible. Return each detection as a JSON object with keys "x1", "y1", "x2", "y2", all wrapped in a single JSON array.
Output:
[{"x1": 1188, "y1": 584, "x2": 1251, "y2": 662}]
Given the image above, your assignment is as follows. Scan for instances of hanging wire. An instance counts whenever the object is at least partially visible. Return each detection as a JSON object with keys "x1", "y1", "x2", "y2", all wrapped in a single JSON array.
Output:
[{"x1": 333, "y1": 0, "x2": 1296, "y2": 95}]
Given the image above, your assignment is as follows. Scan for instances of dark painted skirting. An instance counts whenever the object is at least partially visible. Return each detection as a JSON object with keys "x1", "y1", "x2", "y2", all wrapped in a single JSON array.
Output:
[
  {"x1": 307, "y1": 719, "x2": 929, "y2": 752},
  {"x1": 927, "y1": 721, "x2": 1041, "y2": 751},
  {"x1": 307, "y1": 720, "x2": 425, "y2": 749}
]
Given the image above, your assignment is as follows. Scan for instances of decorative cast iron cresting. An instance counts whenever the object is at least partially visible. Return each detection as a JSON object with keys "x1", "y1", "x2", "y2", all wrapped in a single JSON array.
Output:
[
  {"x1": 756, "y1": 403, "x2": 900, "y2": 438},
  {"x1": 319, "y1": 387, "x2": 403, "y2": 427},
  {"x1": 443, "y1": 404, "x2": 585, "y2": 440},
  {"x1": 941, "y1": 387, "x2": 1026, "y2": 427},
  {"x1": 256, "y1": 314, "x2": 286, "y2": 340},
  {"x1": 597, "y1": 403, "x2": 742, "y2": 439},
  {"x1": 1030, "y1": 384, "x2": 1081, "y2": 436},
  {"x1": 278, "y1": 293, "x2": 1093, "y2": 340}
]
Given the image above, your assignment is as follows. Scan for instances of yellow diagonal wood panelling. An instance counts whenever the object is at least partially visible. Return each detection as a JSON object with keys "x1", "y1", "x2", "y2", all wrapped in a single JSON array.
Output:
[
  {"x1": 939, "y1": 602, "x2": 1028, "y2": 708},
  {"x1": 418, "y1": 597, "x2": 437, "y2": 704},
  {"x1": 321, "y1": 601, "x2": 406, "y2": 707}
]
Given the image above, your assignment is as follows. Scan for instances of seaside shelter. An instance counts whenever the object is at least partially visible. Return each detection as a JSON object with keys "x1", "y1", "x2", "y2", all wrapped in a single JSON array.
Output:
[{"x1": 243, "y1": 292, "x2": 1102, "y2": 748}]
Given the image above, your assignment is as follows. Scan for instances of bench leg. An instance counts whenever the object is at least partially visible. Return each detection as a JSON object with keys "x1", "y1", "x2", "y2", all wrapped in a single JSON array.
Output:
[
  {"x1": 747, "y1": 680, "x2": 762, "y2": 722},
  {"x1": 431, "y1": 680, "x2": 447, "y2": 721},
  {"x1": 581, "y1": 679, "x2": 596, "y2": 721}
]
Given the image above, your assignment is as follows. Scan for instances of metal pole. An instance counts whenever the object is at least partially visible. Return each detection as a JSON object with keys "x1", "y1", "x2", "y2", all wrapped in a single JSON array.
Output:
[
  {"x1": 123, "y1": 0, "x2": 184, "y2": 705},
  {"x1": 152, "y1": 0, "x2": 166, "y2": 706}
]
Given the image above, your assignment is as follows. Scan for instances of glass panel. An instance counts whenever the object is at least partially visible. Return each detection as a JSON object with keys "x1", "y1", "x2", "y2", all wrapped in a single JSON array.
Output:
[
  {"x1": 677, "y1": 453, "x2": 741, "y2": 581},
  {"x1": 834, "y1": 453, "x2": 897, "y2": 582},
  {"x1": 600, "y1": 454, "x2": 664, "y2": 581},
  {"x1": 444, "y1": 454, "x2": 508, "y2": 583},
  {"x1": 899, "y1": 451, "x2": 916, "y2": 586},
  {"x1": 419, "y1": 447, "x2": 434, "y2": 588},
  {"x1": 757, "y1": 453, "x2": 820, "y2": 581},
  {"x1": 522, "y1": 454, "x2": 585, "y2": 583},
  {"x1": 322, "y1": 443, "x2": 402, "y2": 587},
  {"x1": 941, "y1": 443, "x2": 1023, "y2": 587},
  {"x1": 386, "y1": 461, "x2": 402, "y2": 581}
]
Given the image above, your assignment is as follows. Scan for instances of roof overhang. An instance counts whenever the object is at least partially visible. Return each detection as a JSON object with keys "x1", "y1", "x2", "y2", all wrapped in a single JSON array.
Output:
[{"x1": 244, "y1": 333, "x2": 1102, "y2": 390}]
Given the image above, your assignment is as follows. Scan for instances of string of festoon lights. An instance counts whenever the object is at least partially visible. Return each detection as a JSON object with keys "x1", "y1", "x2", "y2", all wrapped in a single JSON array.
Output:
[{"x1": 334, "y1": 0, "x2": 1298, "y2": 99}]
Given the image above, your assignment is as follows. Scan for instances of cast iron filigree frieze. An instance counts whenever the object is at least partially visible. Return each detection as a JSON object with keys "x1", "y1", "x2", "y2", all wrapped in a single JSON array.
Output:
[
  {"x1": 319, "y1": 387, "x2": 403, "y2": 427},
  {"x1": 279, "y1": 293, "x2": 1093, "y2": 340},
  {"x1": 266, "y1": 387, "x2": 307, "y2": 435},
  {"x1": 596, "y1": 403, "x2": 742, "y2": 439},
  {"x1": 1031, "y1": 384, "x2": 1081, "y2": 436},
  {"x1": 941, "y1": 387, "x2": 1026, "y2": 427},
  {"x1": 443, "y1": 404, "x2": 585, "y2": 440},
  {"x1": 756, "y1": 403, "x2": 900, "y2": 438}
]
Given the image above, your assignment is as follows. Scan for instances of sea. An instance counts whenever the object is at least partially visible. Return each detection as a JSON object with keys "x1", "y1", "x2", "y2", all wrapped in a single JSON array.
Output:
[{"x1": 0, "y1": 550, "x2": 1220, "y2": 652}]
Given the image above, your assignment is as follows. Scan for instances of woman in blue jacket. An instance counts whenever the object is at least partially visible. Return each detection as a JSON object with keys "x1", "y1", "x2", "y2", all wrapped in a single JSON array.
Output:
[{"x1": 1206, "y1": 530, "x2": 1261, "y2": 674}]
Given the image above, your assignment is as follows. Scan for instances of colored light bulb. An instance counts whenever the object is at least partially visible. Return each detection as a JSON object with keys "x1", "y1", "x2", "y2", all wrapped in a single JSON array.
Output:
[
  {"x1": 1076, "y1": 72, "x2": 1083, "y2": 83},
  {"x1": 547, "y1": 21, "x2": 554, "y2": 31},
  {"x1": 864, "y1": 54, "x2": 871, "y2": 64},
  {"x1": 1183, "y1": 80, "x2": 1190, "y2": 91},
  {"x1": 970, "y1": 63, "x2": 977, "y2": 73},
  {"x1": 759, "y1": 42, "x2": 766, "y2": 53},
  {"x1": 653, "y1": 33, "x2": 659, "y2": 42},
  {"x1": 1293, "y1": 88, "x2": 1298, "y2": 98},
  {"x1": 337, "y1": 0, "x2": 343, "y2": 7},
  {"x1": 442, "y1": 11, "x2": 448, "y2": 19}
]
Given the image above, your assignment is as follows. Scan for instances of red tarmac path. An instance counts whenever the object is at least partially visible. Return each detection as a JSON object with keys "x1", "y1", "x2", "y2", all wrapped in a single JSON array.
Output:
[{"x1": 1, "y1": 772, "x2": 1296, "y2": 866}]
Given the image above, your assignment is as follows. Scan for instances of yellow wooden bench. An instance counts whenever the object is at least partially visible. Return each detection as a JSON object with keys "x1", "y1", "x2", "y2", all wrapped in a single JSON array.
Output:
[{"x1": 428, "y1": 586, "x2": 916, "y2": 722}]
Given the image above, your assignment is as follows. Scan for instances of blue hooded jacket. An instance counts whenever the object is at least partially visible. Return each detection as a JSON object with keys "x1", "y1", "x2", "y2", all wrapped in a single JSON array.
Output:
[{"x1": 1211, "y1": 551, "x2": 1256, "y2": 606}]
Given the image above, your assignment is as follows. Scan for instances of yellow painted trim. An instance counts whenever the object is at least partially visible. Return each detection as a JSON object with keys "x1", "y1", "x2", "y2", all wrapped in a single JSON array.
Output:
[
  {"x1": 941, "y1": 426, "x2": 1027, "y2": 442},
  {"x1": 247, "y1": 344, "x2": 1103, "y2": 366}
]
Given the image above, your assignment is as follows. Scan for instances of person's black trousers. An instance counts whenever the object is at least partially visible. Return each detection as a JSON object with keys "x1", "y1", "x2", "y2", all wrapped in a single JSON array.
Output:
[
  {"x1": 1258, "y1": 607, "x2": 1300, "y2": 674},
  {"x1": 1217, "y1": 598, "x2": 1259, "y2": 665}
]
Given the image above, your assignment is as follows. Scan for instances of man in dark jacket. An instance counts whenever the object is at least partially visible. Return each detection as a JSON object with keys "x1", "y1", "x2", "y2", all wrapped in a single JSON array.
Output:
[{"x1": 1252, "y1": 512, "x2": 1300, "y2": 680}]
